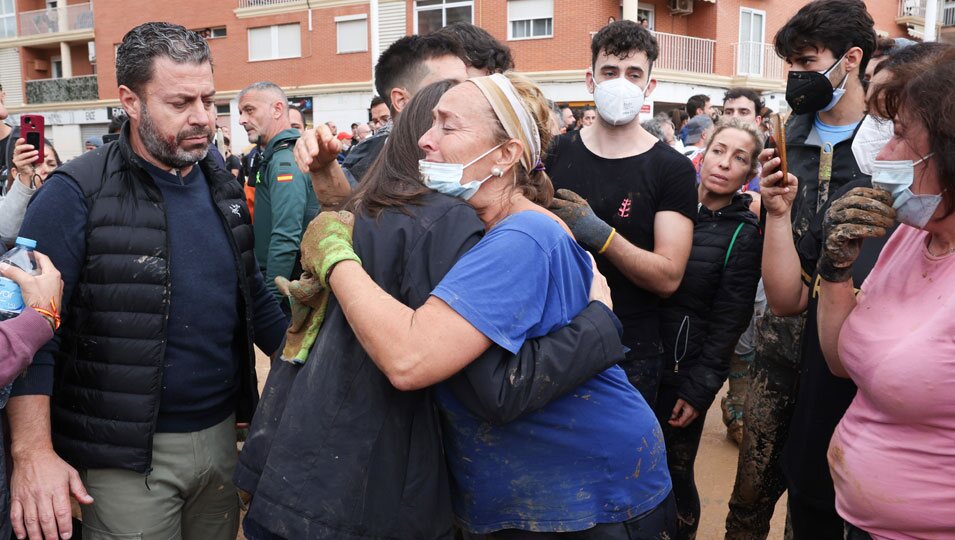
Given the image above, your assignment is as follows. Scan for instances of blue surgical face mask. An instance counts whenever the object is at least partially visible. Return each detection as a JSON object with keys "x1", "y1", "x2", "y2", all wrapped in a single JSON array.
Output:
[
  {"x1": 871, "y1": 153, "x2": 940, "y2": 229},
  {"x1": 419, "y1": 143, "x2": 504, "y2": 200}
]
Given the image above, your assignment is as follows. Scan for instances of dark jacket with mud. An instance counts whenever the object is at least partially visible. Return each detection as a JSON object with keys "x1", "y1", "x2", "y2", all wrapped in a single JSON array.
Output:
[
  {"x1": 786, "y1": 112, "x2": 869, "y2": 240},
  {"x1": 46, "y1": 126, "x2": 277, "y2": 473},
  {"x1": 660, "y1": 193, "x2": 762, "y2": 412},
  {"x1": 235, "y1": 192, "x2": 626, "y2": 539}
]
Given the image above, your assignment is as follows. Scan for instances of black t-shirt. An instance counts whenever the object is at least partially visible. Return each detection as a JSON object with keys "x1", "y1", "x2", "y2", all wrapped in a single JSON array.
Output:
[
  {"x1": 546, "y1": 132, "x2": 697, "y2": 354},
  {"x1": 782, "y1": 179, "x2": 894, "y2": 508}
]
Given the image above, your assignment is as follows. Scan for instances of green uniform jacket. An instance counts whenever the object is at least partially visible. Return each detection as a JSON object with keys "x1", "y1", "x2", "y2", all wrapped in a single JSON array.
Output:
[{"x1": 253, "y1": 129, "x2": 321, "y2": 301}]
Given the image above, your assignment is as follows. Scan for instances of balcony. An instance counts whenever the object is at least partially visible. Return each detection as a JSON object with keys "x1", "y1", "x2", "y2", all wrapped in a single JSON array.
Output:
[
  {"x1": 18, "y1": 3, "x2": 94, "y2": 37},
  {"x1": 25, "y1": 75, "x2": 99, "y2": 105},
  {"x1": 654, "y1": 32, "x2": 715, "y2": 75},
  {"x1": 898, "y1": 0, "x2": 927, "y2": 20},
  {"x1": 589, "y1": 30, "x2": 715, "y2": 74},
  {"x1": 733, "y1": 42, "x2": 785, "y2": 81},
  {"x1": 238, "y1": 0, "x2": 302, "y2": 6},
  {"x1": 235, "y1": 0, "x2": 307, "y2": 18},
  {"x1": 895, "y1": 0, "x2": 947, "y2": 38}
]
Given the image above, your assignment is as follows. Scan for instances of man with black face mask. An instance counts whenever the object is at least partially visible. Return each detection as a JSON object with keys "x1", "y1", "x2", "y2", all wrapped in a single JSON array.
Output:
[{"x1": 725, "y1": 1, "x2": 876, "y2": 538}]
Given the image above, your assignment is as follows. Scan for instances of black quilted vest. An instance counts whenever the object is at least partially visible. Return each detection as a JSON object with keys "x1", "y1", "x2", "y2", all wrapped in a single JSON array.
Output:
[{"x1": 50, "y1": 128, "x2": 260, "y2": 473}]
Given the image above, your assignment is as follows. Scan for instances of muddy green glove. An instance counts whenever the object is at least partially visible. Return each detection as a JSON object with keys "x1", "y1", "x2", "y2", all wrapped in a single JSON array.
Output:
[
  {"x1": 549, "y1": 189, "x2": 615, "y2": 253},
  {"x1": 819, "y1": 187, "x2": 895, "y2": 283},
  {"x1": 302, "y1": 210, "x2": 361, "y2": 288},
  {"x1": 275, "y1": 274, "x2": 330, "y2": 364}
]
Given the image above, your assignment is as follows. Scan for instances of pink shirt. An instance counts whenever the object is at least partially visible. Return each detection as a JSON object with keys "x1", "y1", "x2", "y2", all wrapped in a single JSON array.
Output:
[{"x1": 829, "y1": 225, "x2": 955, "y2": 540}]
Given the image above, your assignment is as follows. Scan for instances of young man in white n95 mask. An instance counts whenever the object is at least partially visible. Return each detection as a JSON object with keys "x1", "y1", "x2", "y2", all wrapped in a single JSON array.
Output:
[{"x1": 547, "y1": 20, "x2": 697, "y2": 408}]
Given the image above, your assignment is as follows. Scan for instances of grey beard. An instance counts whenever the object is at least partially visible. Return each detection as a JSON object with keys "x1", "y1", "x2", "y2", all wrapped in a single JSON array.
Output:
[{"x1": 138, "y1": 104, "x2": 210, "y2": 169}]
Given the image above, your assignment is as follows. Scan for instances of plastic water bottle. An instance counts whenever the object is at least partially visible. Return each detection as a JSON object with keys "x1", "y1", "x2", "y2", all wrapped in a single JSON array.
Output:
[{"x1": 0, "y1": 237, "x2": 39, "y2": 321}]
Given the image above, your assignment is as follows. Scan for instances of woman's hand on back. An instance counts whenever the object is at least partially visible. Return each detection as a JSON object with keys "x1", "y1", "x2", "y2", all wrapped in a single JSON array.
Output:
[
  {"x1": 302, "y1": 211, "x2": 361, "y2": 288},
  {"x1": 587, "y1": 253, "x2": 613, "y2": 310}
]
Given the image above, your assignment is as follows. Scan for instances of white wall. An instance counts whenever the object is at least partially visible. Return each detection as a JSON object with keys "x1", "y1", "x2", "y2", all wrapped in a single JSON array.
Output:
[
  {"x1": 311, "y1": 91, "x2": 375, "y2": 136},
  {"x1": 51, "y1": 124, "x2": 83, "y2": 162}
]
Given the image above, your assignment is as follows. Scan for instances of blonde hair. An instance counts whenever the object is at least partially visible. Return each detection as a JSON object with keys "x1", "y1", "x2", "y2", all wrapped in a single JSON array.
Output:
[
  {"x1": 702, "y1": 117, "x2": 765, "y2": 178},
  {"x1": 479, "y1": 71, "x2": 555, "y2": 207}
]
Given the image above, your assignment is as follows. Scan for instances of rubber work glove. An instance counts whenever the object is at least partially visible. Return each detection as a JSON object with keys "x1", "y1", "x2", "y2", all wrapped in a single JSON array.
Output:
[
  {"x1": 275, "y1": 274, "x2": 330, "y2": 364},
  {"x1": 818, "y1": 187, "x2": 895, "y2": 282},
  {"x1": 305, "y1": 210, "x2": 361, "y2": 288},
  {"x1": 549, "y1": 189, "x2": 614, "y2": 252}
]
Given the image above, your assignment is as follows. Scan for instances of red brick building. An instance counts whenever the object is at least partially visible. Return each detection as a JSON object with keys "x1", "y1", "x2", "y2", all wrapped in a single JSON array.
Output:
[{"x1": 0, "y1": 0, "x2": 944, "y2": 158}]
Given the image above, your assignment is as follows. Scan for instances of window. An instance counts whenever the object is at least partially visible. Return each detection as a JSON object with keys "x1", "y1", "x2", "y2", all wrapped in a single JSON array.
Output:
[
  {"x1": 507, "y1": 0, "x2": 553, "y2": 40},
  {"x1": 637, "y1": 2, "x2": 654, "y2": 30},
  {"x1": 195, "y1": 26, "x2": 228, "y2": 40},
  {"x1": 216, "y1": 104, "x2": 230, "y2": 116},
  {"x1": 0, "y1": 0, "x2": 14, "y2": 38},
  {"x1": 248, "y1": 23, "x2": 301, "y2": 62},
  {"x1": 52, "y1": 56, "x2": 63, "y2": 79},
  {"x1": 414, "y1": 0, "x2": 472, "y2": 34},
  {"x1": 738, "y1": 8, "x2": 766, "y2": 76},
  {"x1": 336, "y1": 15, "x2": 368, "y2": 54}
]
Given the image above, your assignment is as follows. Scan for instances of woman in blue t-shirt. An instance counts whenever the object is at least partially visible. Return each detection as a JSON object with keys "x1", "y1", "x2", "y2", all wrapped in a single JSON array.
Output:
[{"x1": 314, "y1": 72, "x2": 676, "y2": 538}]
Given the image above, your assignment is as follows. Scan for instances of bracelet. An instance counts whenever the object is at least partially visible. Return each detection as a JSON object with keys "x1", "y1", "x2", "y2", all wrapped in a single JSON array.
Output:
[
  {"x1": 32, "y1": 296, "x2": 61, "y2": 331},
  {"x1": 598, "y1": 228, "x2": 616, "y2": 255}
]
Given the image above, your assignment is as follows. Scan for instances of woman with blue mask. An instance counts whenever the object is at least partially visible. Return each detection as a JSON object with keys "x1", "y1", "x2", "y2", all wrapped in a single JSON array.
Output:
[
  {"x1": 305, "y1": 72, "x2": 677, "y2": 538},
  {"x1": 237, "y1": 78, "x2": 641, "y2": 540},
  {"x1": 815, "y1": 48, "x2": 955, "y2": 540}
]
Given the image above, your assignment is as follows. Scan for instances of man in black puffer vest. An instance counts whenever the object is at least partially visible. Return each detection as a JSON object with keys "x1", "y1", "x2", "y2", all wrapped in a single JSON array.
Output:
[{"x1": 7, "y1": 22, "x2": 287, "y2": 540}]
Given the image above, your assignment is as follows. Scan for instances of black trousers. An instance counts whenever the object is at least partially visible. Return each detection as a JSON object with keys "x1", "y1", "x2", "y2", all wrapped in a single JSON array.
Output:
[
  {"x1": 653, "y1": 383, "x2": 706, "y2": 540},
  {"x1": 844, "y1": 523, "x2": 873, "y2": 540},
  {"x1": 787, "y1": 492, "x2": 843, "y2": 540},
  {"x1": 463, "y1": 492, "x2": 678, "y2": 540}
]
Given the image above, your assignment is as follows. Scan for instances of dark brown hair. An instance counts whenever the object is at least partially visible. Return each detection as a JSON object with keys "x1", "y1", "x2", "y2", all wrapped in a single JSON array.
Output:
[
  {"x1": 591, "y1": 20, "x2": 658, "y2": 70},
  {"x1": 373, "y1": 34, "x2": 463, "y2": 114},
  {"x1": 870, "y1": 46, "x2": 955, "y2": 217},
  {"x1": 345, "y1": 79, "x2": 456, "y2": 217},
  {"x1": 773, "y1": 0, "x2": 877, "y2": 82}
]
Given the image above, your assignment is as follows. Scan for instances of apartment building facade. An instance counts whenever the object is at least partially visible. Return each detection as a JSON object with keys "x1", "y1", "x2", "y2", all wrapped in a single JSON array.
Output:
[{"x1": 0, "y1": 0, "x2": 938, "y2": 158}]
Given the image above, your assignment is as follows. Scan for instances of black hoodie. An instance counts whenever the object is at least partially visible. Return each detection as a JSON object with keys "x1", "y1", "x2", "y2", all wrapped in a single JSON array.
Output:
[{"x1": 658, "y1": 192, "x2": 762, "y2": 412}]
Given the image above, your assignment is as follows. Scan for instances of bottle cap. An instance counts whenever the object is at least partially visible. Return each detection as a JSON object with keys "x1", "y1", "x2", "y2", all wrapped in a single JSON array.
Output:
[{"x1": 14, "y1": 237, "x2": 37, "y2": 249}]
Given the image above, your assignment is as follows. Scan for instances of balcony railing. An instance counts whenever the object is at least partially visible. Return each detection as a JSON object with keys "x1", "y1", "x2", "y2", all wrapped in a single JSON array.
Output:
[
  {"x1": 25, "y1": 75, "x2": 99, "y2": 104},
  {"x1": 899, "y1": 0, "x2": 928, "y2": 18},
  {"x1": 653, "y1": 32, "x2": 715, "y2": 74},
  {"x1": 733, "y1": 42, "x2": 785, "y2": 80},
  {"x1": 588, "y1": 30, "x2": 715, "y2": 74},
  {"x1": 18, "y1": 3, "x2": 94, "y2": 37},
  {"x1": 237, "y1": 0, "x2": 302, "y2": 7},
  {"x1": 944, "y1": 1, "x2": 955, "y2": 25}
]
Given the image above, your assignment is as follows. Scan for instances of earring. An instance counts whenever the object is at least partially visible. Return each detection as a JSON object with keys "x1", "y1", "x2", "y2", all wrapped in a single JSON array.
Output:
[{"x1": 491, "y1": 166, "x2": 504, "y2": 177}]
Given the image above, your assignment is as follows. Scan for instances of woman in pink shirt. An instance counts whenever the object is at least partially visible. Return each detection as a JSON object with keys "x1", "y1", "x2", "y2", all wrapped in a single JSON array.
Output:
[{"x1": 816, "y1": 49, "x2": 955, "y2": 539}]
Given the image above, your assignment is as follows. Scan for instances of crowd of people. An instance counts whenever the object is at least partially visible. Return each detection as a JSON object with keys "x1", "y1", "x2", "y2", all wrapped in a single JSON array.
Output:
[{"x1": 0, "y1": 0, "x2": 953, "y2": 539}]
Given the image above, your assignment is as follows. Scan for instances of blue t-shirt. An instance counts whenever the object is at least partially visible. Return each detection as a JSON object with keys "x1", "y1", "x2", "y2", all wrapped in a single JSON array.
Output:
[
  {"x1": 813, "y1": 116, "x2": 860, "y2": 147},
  {"x1": 432, "y1": 211, "x2": 672, "y2": 533}
]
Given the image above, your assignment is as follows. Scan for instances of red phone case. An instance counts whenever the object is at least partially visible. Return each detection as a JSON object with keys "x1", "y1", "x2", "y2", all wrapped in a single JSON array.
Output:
[{"x1": 20, "y1": 114, "x2": 45, "y2": 166}]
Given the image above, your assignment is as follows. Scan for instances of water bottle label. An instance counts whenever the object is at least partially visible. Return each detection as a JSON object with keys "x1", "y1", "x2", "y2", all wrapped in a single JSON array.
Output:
[{"x1": 0, "y1": 277, "x2": 25, "y2": 313}]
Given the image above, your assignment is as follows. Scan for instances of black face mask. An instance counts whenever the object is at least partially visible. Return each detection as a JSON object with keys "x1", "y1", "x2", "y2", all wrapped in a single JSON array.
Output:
[{"x1": 785, "y1": 55, "x2": 845, "y2": 115}]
